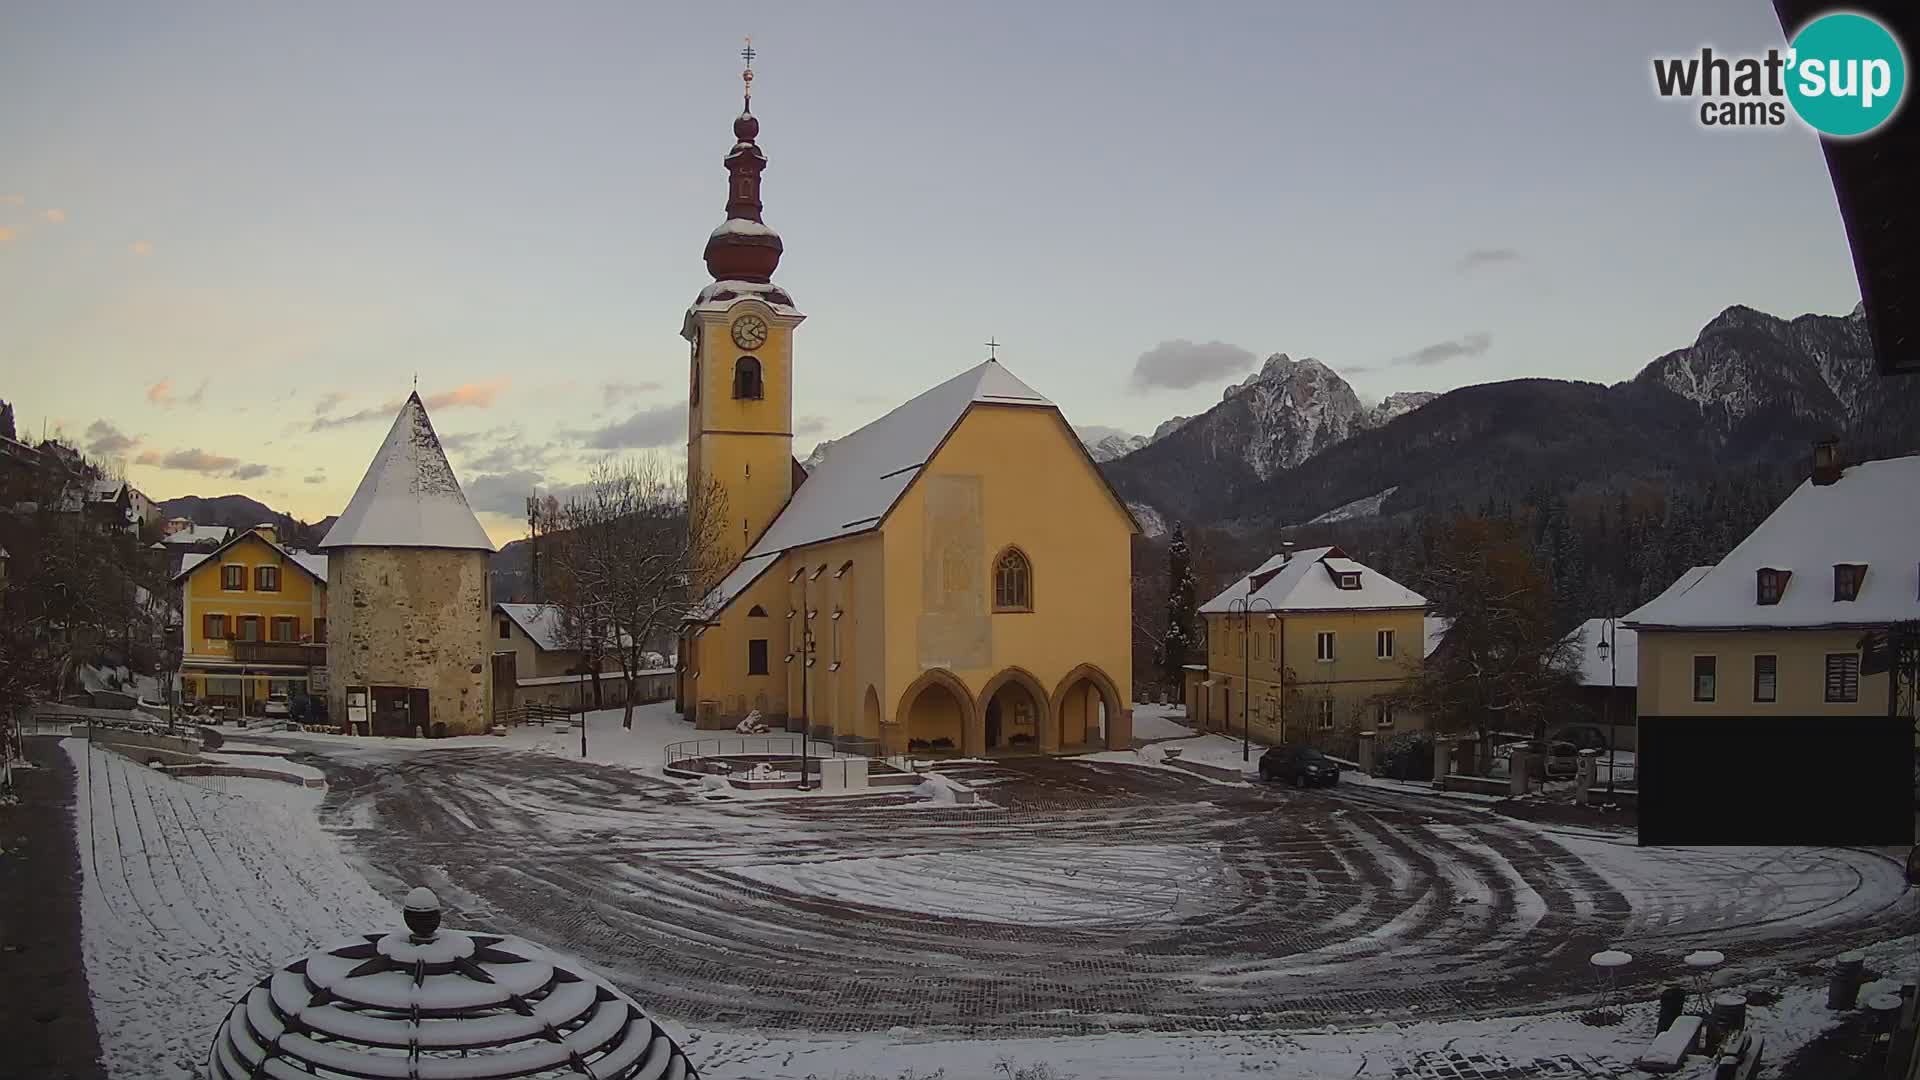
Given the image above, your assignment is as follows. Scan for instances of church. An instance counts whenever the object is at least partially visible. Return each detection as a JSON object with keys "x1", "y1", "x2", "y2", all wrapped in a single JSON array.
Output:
[{"x1": 676, "y1": 64, "x2": 1136, "y2": 756}]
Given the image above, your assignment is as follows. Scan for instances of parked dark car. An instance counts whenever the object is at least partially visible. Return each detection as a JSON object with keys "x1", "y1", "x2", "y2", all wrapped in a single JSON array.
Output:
[
  {"x1": 1550, "y1": 725, "x2": 1611, "y2": 753},
  {"x1": 1530, "y1": 740, "x2": 1580, "y2": 779},
  {"x1": 1260, "y1": 745, "x2": 1341, "y2": 787}
]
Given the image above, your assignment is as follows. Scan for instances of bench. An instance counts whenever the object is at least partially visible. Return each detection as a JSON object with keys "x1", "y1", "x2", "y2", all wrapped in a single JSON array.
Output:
[{"x1": 1634, "y1": 1014, "x2": 1703, "y2": 1073}]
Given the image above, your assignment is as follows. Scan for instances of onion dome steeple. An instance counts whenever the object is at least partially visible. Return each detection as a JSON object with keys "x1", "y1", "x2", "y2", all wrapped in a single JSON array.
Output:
[{"x1": 703, "y1": 37, "x2": 784, "y2": 284}]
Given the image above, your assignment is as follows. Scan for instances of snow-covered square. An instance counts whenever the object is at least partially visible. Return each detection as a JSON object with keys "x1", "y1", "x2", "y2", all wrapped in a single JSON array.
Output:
[{"x1": 43, "y1": 703, "x2": 1920, "y2": 1078}]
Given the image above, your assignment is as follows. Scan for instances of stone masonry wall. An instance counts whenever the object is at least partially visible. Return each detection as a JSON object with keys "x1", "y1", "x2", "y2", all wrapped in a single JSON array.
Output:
[{"x1": 326, "y1": 546, "x2": 492, "y2": 735}]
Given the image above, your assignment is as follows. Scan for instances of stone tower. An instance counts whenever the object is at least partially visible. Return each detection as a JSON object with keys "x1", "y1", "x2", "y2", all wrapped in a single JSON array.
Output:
[
  {"x1": 682, "y1": 54, "x2": 806, "y2": 575},
  {"x1": 319, "y1": 393, "x2": 496, "y2": 736}
]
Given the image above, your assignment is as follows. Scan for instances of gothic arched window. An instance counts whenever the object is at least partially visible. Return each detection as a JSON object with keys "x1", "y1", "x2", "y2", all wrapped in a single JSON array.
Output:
[
  {"x1": 993, "y1": 547, "x2": 1032, "y2": 612},
  {"x1": 733, "y1": 357, "x2": 763, "y2": 400}
]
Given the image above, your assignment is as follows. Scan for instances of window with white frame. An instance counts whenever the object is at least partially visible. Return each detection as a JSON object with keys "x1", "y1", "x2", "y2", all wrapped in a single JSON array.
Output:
[
  {"x1": 1376, "y1": 629, "x2": 1394, "y2": 658},
  {"x1": 1374, "y1": 701, "x2": 1394, "y2": 727},
  {"x1": 1316, "y1": 631, "x2": 1335, "y2": 661},
  {"x1": 1316, "y1": 697, "x2": 1335, "y2": 729}
]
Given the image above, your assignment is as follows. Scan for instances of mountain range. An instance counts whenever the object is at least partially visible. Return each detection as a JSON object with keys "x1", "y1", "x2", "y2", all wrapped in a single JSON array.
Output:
[
  {"x1": 1100, "y1": 302, "x2": 1917, "y2": 537},
  {"x1": 160, "y1": 302, "x2": 1916, "y2": 599},
  {"x1": 155, "y1": 494, "x2": 335, "y2": 548}
]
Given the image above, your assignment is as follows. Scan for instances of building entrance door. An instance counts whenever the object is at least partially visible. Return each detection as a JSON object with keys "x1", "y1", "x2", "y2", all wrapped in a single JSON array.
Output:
[
  {"x1": 985, "y1": 700, "x2": 1002, "y2": 748},
  {"x1": 370, "y1": 686, "x2": 413, "y2": 736}
]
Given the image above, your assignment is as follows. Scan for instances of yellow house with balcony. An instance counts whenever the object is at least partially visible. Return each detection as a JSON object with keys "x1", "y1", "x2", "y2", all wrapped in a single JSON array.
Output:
[
  {"x1": 174, "y1": 524, "x2": 329, "y2": 715},
  {"x1": 1191, "y1": 546, "x2": 1428, "y2": 755}
]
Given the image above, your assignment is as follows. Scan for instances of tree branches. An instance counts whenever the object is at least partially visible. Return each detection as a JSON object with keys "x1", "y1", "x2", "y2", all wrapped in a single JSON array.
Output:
[{"x1": 537, "y1": 456, "x2": 729, "y2": 728}]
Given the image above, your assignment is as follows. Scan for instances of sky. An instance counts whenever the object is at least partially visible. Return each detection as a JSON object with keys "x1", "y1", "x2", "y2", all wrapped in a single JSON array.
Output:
[{"x1": 0, "y1": 2, "x2": 1868, "y2": 546}]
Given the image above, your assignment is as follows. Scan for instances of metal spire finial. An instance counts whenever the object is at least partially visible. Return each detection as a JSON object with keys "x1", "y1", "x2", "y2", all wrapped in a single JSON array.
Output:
[
  {"x1": 985, "y1": 337, "x2": 1001, "y2": 361},
  {"x1": 741, "y1": 36, "x2": 756, "y2": 108}
]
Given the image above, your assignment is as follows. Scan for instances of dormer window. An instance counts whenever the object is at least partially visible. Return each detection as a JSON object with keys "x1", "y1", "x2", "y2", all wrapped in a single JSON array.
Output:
[
  {"x1": 1756, "y1": 568, "x2": 1791, "y2": 605},
  {"x1": 1337, "y1": 573, "x2": 1360, "y2": 590},
  {"x1": 1833, "y1": 563, "x2": 1867, "y2": 602},
  {"x1": 733, "y1": 357, "x2": 764, "y2": 400}
]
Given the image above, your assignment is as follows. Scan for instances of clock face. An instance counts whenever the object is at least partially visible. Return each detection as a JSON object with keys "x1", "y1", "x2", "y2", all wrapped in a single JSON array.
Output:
[{"x1": 730, "y1": 314, "x2": 769, "y2": 351}]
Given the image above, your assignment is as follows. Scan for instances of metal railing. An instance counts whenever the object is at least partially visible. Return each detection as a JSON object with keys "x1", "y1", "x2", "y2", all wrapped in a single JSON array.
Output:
[
  {"x1": 493, "y1": 702, "x2": 572, "y2": 728},
  {"x1": 663, "y1": 734, "x2": 918, "y2": 775}
]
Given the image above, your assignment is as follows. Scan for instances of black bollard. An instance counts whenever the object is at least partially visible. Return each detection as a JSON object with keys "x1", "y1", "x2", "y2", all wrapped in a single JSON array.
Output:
[
  {"x1": 1828, "y1": 953, "x2": 1864, "y2": 1010},
  {"x1": 1658, "y1": 985, "x2": 1688, "y2": 1033}
]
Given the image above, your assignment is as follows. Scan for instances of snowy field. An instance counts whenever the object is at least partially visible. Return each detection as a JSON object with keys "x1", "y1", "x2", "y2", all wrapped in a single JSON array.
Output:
[{"x1": 61, "y1": 709, "x2": 1920, "y2": 1079}]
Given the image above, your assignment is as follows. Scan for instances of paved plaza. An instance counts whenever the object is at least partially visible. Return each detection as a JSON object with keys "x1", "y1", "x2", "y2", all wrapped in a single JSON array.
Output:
[{"x1": 33, "y1": 720, "x2": 1920, "y2": 1078}]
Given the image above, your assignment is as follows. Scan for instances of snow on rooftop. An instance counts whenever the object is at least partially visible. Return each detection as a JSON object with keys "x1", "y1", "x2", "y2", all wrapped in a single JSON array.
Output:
[
  {"x1": 496, "y1": 602, "x2": 630, "y2": 652},
  {"x1": 743, "y1": 360, "x2": 1051, "y2": 560},
  {"x1": 177, "y1": 540, "x2": 327, "y2": 584},
  {"x1": 1423, "y1": 616, "x2": 1452, "y2": 658},
  {"x1": 709, "y1": 217, "x2": 780, "y2": 240},
  {"x1": 1562, "y1": 618, "x2": 1637, "y2": 688},
  {"x1": 1625, "y1": 454, "x2": 1920, "y2": 629},
  {"x1": 691, "y1": 552, "x2": 779, "y2": 622},
  {"x1": 319, "y1": 393, "x2": 494, "y2": 552},
  {"x1": 162, "y1": 524, "x2": 233, "y2": 546},
  {"x1": 691, "y1": 278, "x2": 801, "y2": 317},
  {"x1": 1200, "y1": 547, "x2": 1426, "y2": 614}
]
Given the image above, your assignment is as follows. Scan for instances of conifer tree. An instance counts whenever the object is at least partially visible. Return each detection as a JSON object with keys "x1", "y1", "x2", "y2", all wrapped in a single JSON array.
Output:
[{"x1": 1162, "y1": 522, "x2": 1199, "y2": 689}]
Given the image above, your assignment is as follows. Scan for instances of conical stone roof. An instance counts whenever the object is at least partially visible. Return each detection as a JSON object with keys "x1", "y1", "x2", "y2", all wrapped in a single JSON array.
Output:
[{"x1": 319, "y1": 392, "x2": 495, "y2": 551}]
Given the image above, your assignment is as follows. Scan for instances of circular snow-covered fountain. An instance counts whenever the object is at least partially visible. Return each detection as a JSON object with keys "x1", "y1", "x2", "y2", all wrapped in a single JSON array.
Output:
[{"x1": 206, "y1": 887, "x2": 699, "y2": 1078}]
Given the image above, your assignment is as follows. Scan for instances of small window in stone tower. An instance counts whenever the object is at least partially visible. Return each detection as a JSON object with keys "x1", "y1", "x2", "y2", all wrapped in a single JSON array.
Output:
[
  {"x1": 733, "y1": 357, "x2": 763, "y2": 400},
  {"x1": 993, "y1": 548, "x2": 1032, "y2": 611}
]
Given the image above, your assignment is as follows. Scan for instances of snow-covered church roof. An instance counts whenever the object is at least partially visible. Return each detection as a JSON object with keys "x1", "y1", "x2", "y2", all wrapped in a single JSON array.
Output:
[
  {"x1": 1625, "y1": 453, "x2": 1920, "y2": 630},
  {"x1": 319, "y1": 392, "x2": 495, "y2": 552},
  {"x1": 690, "y1": 360, "x2": 1061, "y2": 619},
  {"x1": 748, "y1": 359, "x2": 1052, "y2": 559}
]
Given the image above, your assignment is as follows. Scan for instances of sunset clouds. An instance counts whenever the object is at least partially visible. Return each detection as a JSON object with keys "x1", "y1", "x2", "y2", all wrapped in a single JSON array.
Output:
[
  {"x1": 134, "y1": 447, "x2": 273, "y2": 480},
  {"x1": 311, "y1": 379, "x2": 509, "y2": 430},
  {"x1": 146, "y1": 377, "x2": 208, "y2": 407}
]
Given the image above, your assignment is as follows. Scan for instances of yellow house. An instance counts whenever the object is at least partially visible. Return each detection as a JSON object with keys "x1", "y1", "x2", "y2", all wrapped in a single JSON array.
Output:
[
  {"x1": 175, "y1": 524, "x2": 328, "y2": 715},
  {"x1": 676, "y1": 91, "x2": 1137, "y2": 755},
  {"x1": 1193, "y1": 546, "x2": 1427, "y2": 754},
  {"x1": 1625, "y1": 452, "x2": 1919, "y2": 723}
]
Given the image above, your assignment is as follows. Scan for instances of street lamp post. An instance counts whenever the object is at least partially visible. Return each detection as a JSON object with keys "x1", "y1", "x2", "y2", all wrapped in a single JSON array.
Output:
[
  {"x1": 1227, "y1": 597, "x2": 1276, "y2": 762},
  {"x1": 797, "y1": 577, "x2": 815, "y2": 791},
  {"x1": 1595, "y1": 617, "x2": 1617, "y2": 797}
]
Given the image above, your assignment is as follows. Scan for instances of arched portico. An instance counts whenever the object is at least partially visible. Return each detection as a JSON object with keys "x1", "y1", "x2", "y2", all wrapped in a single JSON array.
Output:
[
  {"x1": 892, "y1": 668, "x2": 977, "y2": 756},
  {"x1": 978, "y1": 667, "x2": 1050, "y2": 754},
  {"x1": 1051, "y1": 663, "x2": 1126, "y2": 751}
]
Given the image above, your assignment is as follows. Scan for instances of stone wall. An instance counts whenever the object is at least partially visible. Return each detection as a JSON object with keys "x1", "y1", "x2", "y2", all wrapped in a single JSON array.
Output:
[{"x1": 326, "y1": 546, "x2": 492, "y2": 735}]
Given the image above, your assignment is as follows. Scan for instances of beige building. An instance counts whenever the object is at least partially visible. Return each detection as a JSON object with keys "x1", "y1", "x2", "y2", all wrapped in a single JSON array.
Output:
[
  {"x1": 491, "y1": 603, "x2": 672, "y2": 713},
  {"x1": 1624, "y1": 452, "x2": 1919, "y2": 723},
  {"x1": 1190, "y1": 546, "x2": 1428, "y2": 756},
  {"x1": 320, "y1": 393, "x2": 496, "y2": 737}
]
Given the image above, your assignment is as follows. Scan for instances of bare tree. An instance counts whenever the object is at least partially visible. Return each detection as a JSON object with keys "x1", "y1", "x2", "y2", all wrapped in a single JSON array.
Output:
[
  {"x1": 1407, "y1": 515, "x2": 1581, "y2": 761},
  {"x1": 542, "y1": 457, "x2": 730, "y2": 729}
]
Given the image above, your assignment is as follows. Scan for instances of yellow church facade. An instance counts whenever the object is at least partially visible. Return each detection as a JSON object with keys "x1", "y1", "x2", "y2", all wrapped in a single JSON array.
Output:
[{"x1": 676, "y1": 81, "x2": 1136, "y2": 755}]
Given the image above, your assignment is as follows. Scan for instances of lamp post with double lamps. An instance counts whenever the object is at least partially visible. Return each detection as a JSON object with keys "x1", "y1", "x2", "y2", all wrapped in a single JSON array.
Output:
[
  {"x1": 1228, "y1": 596, "x2": 1277, "y2": 762},
  {"x1": 1594, "y1": 617, "x2": 1619, "y2": 797}
]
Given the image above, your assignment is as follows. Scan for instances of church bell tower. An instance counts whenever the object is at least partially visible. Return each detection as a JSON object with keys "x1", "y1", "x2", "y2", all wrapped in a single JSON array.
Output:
[{"x1": 683, "y1": 39, "x2": 805, "y2": 569}]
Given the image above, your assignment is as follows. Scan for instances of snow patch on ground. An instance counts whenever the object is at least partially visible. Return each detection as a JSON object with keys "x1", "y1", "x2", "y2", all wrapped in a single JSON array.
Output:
[
  {"x1": 64, "y1": 739, "x2": 395, "y2": 1079},
  {"x1": 1129, "y1": 703, "x2": 1195, "y2": 741}
]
